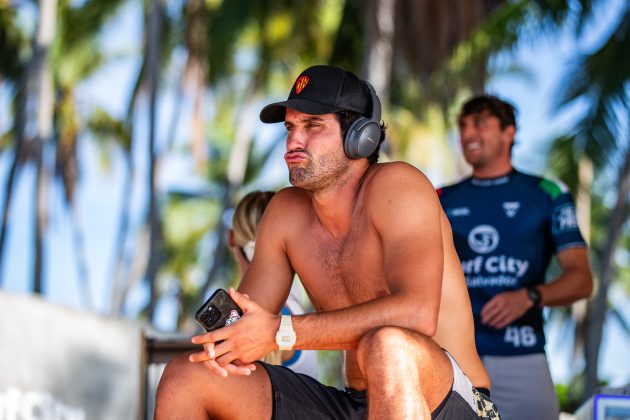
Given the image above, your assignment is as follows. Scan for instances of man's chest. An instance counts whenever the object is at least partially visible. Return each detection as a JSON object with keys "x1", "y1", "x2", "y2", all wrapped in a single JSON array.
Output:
[{"x1": 287, "y1": 222, "x2": 388, "y2": 311}]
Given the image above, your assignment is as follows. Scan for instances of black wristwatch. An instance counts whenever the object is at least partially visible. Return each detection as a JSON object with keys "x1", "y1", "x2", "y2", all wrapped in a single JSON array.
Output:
[{"x1": 525, "y1": 286, "x2": 542, "y2": 308}]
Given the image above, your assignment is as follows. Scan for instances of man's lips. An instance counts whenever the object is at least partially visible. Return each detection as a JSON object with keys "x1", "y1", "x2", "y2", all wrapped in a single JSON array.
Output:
[{"x1": 284, "y1": 151, "x2": 308, "y2": 163}]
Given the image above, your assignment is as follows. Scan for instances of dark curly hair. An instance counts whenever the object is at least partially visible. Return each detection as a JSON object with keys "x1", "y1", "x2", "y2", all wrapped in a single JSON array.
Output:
[{"x1": 458, "y1": 95, "x2": 517, "y2": 130}]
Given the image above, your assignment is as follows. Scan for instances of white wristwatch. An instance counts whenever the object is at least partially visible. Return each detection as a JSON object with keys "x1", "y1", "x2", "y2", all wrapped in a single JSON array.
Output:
[{"x1": 275, "y1": 315, "x2": 297, "y2": 351}]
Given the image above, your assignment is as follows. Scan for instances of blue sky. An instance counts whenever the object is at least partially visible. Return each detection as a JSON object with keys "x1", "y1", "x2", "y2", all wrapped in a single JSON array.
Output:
[{"x1": 1, "y1": 0, "x2": 628, "y2": 387}]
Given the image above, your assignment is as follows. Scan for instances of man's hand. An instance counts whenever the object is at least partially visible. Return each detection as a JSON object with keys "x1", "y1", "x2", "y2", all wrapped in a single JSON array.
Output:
[
  {"x1": 189, "y1": 288, "x2": 280, "y2": 377},
  {"x1": 480, "y1": 289, "x2": 533, "y2": 329}
]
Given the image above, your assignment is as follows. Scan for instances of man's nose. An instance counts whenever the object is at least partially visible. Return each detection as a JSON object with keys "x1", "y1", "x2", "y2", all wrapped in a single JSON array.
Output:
[
  {"x1": 459, "y1": 123, "x2": 476, "y2": 142},
  {"x1": 286, "y1": 128, "x2": 305, "y2": 150}
]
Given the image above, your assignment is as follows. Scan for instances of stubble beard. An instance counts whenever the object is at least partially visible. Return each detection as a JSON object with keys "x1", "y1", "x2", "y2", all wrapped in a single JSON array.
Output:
[{"x1": 288, "y1": 151, "x2": 350, "y2": 192}]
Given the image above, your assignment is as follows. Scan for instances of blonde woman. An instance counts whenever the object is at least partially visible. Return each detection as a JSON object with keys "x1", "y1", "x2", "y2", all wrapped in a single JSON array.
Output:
[{"x1": 228, "y1": 191, "x2": 318, "y2": 378}]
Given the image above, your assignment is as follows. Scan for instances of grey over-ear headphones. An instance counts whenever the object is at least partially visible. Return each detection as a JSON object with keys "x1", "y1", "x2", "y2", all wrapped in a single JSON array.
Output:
[{"x1": 343, "y1": 82, "x2": 382, "y2": 159}]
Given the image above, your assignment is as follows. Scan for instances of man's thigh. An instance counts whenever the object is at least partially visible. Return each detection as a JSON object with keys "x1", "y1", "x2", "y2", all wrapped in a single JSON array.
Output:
[
  {"x1": 483, "y1": 354, "x2": 559, "y2": 420},
  {"x1": 259, "y1": 362, "x2": 367, "y2": 420}
]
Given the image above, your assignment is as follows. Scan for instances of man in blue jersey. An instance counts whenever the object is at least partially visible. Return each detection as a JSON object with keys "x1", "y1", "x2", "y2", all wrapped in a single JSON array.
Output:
[{"x1": 438, "y1": 95, "x2": 593, "y2": 420}]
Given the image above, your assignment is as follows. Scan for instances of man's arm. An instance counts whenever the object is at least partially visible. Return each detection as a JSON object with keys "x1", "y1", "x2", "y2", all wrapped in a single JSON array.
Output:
[
  {"x1": 236, "y1": 189, "x2": 297, "y2": 313},
  {"x1": 189, "y1": 189, "x2": 297, "y2": 377},
  {"x1": 480, "y1": 247, "x2": 593, "y2": 328},
  {"x1": 290, "y1": 163, "x2": 445, "y2": 349},
  {"x1": 537, "y1": 247, "x2": 593, "y2": 306},
  {"x1": 196, "y1": 163, "x2": 445, "y2": 370}
]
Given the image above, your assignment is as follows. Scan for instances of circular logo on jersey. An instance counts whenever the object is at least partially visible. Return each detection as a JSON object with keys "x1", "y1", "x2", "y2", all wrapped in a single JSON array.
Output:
[{"x1": 468, "y1": 224, "x2": 500, "y2": 254}]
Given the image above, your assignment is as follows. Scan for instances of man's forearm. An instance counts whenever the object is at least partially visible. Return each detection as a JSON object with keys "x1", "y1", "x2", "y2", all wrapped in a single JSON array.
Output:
[
  {"x1": 290, "y1": 294, "x2": 438, "y2": 350},
  {"x1": 538, "y1": 268, "x2": 592, "y2": 307}
]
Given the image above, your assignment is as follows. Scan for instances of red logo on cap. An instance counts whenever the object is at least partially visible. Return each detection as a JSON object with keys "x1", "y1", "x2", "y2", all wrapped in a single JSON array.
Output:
[{"x1": 295, "y1": 76, "x2": 310, "y2": 94}]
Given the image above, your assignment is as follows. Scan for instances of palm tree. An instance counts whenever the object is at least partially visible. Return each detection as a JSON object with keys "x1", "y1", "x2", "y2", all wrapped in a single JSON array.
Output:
[
  {"x1": 144, "y1": 0, "x2": 165, "y2": 322},
  {"x1": 0, "y1": 4, "x2": 27, "y2": 288},
  {"x1": 31, "y1": 0, "x2": 58, "y2": 294},
  {"x1": 549, "y1": 1, "x2": 630, "y2": 399},
  {"x1": 0, "y1": 0, "x2": 132, "y2": 302}
]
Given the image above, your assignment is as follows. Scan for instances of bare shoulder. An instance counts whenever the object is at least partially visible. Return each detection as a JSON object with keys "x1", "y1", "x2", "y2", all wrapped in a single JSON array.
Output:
[
  {"x1": 363, "y1": 162, "x2": 440, "y2": 227},
  {"x1": 260, "y1": 187, "x2": 311, "y2": 226},
  {"x1": 365, "y1": 162, "x2": 437, "y2": 202},
  {"x1": 268, "y1": 186, "x2": 309, "y2": 208}
]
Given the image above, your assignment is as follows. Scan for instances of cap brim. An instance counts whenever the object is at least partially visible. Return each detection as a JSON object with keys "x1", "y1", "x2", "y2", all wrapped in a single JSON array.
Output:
[{"x1": 259, "y1": 99, "x2": 345, "y2": 123}]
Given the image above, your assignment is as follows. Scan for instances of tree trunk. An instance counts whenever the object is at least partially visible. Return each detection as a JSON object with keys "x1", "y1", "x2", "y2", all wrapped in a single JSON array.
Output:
[
  {"x1": 109, "y1": 54, "x2": 144, "y2": 316},
  {"x1": 145, "y1": 0, "x2": 162, "y2": 322},
  {"x1": 571, "y1": 156, "x2": 593, "y2": 363},
  {"x1": 362, "y1": 0, "x2": 395, "y2": 103},
  {"x1": 584, "y1": 147, "x2": 630, "y2": 398},
  {"x1": 0, "y1": 73, "x2": 27, "y2": 286},
  {"x1": 109, "y1": 154, "x2": 134, "y2": 315},
  {"x1": 184, "y1": 0, "x2": 208, "y2": 172},
  {"x1": 32, "y1": 0, "x2": 57, "y2": 294}
]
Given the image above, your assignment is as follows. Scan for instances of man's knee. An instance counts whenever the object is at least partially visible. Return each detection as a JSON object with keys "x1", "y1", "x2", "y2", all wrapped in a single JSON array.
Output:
[
  {"x1": 157, "y1": 353, "x2": 211, "y2": 399},
  {"x1": 357, "y1": 326, "x2": 434, "y2": 365}
]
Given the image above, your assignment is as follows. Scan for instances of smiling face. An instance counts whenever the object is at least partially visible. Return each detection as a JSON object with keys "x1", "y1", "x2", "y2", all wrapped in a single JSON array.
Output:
[
  {"x1": 458, "y1": 111, "x2": 515, "y2": 176},
  {"x1": 283, "y1": 108, "x2": 351, "y2": 192}
]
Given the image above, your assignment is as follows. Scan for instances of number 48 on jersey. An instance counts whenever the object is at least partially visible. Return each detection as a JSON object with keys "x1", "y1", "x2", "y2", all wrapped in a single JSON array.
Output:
[{"x1": 504, "y1": 326, "x2": 537, "y2": 348}]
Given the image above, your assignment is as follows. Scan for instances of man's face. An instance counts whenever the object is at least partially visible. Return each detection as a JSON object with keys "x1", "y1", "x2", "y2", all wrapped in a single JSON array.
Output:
[
  {"x1": 458, "y1": 111, "x2": 514, "y2": 169},
  {"x1": 283, "y1": 108, "x2": 350, "y2": 191}
]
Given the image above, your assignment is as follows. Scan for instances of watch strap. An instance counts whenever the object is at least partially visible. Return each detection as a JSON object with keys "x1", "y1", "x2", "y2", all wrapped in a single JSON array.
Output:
[
  {"x1": 276, "y1": 315, "x2": 296, "y2": 351},
  {"x1": 526, "y1": 285, "x2": 542, "y2": 308}
]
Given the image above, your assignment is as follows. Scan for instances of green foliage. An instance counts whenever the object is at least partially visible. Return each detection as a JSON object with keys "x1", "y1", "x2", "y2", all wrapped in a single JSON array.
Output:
[
  {"x1": 57, "y1": 0, "x2": 127, "y2": 53},
  {"x1": 162, "y1": 197, "x2": 219, "y2": 268},
  {"x1": 548, "y1": 135, "x2": 581, "y2": 195},
  {"x1": 556, "y1": 378, "x2": 586, "y2": 413},
  {"x1": 327, "y1": 0, "x2": 362, "y2": 71},
  {"x1": 87, "y1": 107, "x2": 132, "y2": 152},
  {"x1": 0, "y1": 3, "x2": 26, "y2": 81}
]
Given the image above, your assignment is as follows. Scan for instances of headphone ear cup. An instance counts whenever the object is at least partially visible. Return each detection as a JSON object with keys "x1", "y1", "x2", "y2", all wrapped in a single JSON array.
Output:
[{"x1": 344, "y1": 117, "x2": 381, "y2": 159}]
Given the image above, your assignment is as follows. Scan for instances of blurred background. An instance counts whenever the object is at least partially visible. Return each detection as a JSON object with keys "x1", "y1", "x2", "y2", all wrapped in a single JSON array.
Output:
[{"x1": 0, "y1": 0, "x2": 629, "y2": 417}]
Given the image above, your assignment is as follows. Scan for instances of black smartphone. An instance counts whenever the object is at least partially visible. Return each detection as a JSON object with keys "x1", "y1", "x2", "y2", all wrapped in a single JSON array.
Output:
[{"x1": 195, "y1": 288, "x2": 243, "y2": 332}]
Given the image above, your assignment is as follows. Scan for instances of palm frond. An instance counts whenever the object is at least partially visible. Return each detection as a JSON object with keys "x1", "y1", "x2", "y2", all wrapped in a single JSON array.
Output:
[
  {"x1": 0, "y1": 3, "x2": 26, "y2": 81},
  {"x1": 553, "y1": 4, "x2": 630, "y2": 170}
]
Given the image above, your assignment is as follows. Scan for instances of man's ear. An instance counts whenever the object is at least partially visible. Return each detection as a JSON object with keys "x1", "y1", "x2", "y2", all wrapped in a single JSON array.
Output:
[{"x1": 503, "y1": 124, "x2": 516, "y2": 146}]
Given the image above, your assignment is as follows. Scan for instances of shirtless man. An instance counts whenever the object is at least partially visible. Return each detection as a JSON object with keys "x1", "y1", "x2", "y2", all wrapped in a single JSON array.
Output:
[{"x1": 155, "y1": 65, "x2": 498, "y2": 419}]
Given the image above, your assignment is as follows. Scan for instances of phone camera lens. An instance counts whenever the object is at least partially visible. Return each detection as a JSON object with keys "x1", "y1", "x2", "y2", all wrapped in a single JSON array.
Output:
[{"x1": 208, "y1": 306, "x2": 220, "y2": 324}]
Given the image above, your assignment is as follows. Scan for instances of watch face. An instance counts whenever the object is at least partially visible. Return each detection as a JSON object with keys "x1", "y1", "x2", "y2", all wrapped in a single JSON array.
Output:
[
  {"x1": 527, "y1": 287, "x2": 541, "y2": 305},
  {"x1": 276, "y1": 315, "x2": 296, "y2": 350},
  {"x1": 276, "y1": 331, "x2": 296, "y2": 350},
  {"x1": 279, "y1": 334, "x2": 293, "y2": 344}
]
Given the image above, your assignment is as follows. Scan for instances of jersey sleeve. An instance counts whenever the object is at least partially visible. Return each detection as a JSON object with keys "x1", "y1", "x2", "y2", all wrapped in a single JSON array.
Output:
[{"x1": 540, "y1": 178, "x2": 587, "y2": 253}]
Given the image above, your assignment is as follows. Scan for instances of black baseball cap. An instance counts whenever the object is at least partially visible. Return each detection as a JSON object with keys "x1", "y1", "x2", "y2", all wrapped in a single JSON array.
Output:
[{"x1": 260, "y1": 65, "x2": 370, "y2": 123}]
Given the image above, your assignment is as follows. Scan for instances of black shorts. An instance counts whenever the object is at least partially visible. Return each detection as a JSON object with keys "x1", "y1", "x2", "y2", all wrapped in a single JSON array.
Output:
[{"x1": 258, "y1": 362, "x2": 500, "y2": 419}]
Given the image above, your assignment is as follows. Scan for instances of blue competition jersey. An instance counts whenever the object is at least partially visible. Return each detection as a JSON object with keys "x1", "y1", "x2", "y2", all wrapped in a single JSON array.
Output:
[{"x1": 438, "y1": 169, "x2": 586, "y2": 356}]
